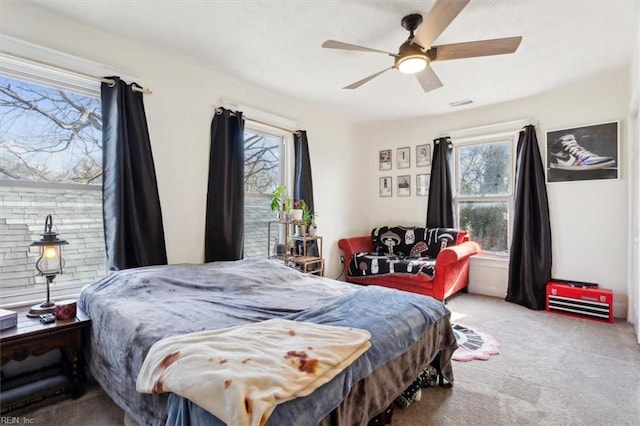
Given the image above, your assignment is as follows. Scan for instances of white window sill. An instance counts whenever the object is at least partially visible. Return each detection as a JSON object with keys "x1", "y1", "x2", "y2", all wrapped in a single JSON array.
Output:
[
  {"x1": 0, "y1": 283, "x2": 85, "y2": 310},
  {"x1": 470, "y1": 252, "x2": 509, "y2": 269}
]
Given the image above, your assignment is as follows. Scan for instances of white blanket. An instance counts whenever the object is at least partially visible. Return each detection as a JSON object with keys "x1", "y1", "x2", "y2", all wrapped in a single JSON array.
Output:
[{"x1": 136, "y1": 318, "x2": 371, "y2": 426}]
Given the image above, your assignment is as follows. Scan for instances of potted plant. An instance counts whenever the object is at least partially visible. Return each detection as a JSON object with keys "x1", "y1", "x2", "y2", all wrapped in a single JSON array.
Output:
[
  {"x1": 307, "y1": 211, "x2": 317, "y2": 237},
  {"x1": 290, "y1": 200, "x2": 304, "y2": 221},
  {"x1": 270, "y1": 185, "x2": 290, "y2": 220},
  {"x1": 300, "y1": 200, "x2": 313, "y2": 227},
  {"x1": 292, "y1": 200, "x2": 314, "y2": 236}
]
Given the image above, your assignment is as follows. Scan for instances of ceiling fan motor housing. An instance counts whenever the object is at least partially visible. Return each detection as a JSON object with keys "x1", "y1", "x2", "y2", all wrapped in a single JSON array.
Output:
[
  {"x1": 396, "y1": 13, "x2": 428, "y2": 73},
  {"x1": 396, "y1": 40, "x2": 428, "y2": 73}
]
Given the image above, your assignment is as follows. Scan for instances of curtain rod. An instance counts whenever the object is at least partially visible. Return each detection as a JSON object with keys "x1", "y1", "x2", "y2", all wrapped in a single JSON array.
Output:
[
  {"x1": 1, "y1": 51, "x2": 152, "y2": 94},
  {"x1": 440, "y1": 118, "x2": 537, "y2": 139},
  {"x1": 215, "y1": 107, "x2": 300, "y2": 136}
]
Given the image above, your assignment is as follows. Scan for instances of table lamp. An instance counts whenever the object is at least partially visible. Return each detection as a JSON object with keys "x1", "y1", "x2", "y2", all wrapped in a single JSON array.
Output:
[{"x1": 27, "y1": 214, "x2": 69, "y2": 318}]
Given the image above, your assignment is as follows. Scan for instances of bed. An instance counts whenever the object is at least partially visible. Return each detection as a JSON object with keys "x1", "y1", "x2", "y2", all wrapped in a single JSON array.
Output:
[{"x1": 78, "y1": 258, "x2": 457, "y2": 425}]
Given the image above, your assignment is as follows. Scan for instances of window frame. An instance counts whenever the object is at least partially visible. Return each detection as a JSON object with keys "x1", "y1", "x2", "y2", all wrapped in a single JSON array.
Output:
[
  {"x1": 0, "y1": 56, "x2": 105, "y2": 309},
  {"x1": 452, "y1": 130, "x2": 519, "y2": 257},
  {"x1": 243, "y1": 122, "x2": 291, "y2": 195},
  {"x1": 242, "y1": 121, "x2": 294, "y2": 258}
]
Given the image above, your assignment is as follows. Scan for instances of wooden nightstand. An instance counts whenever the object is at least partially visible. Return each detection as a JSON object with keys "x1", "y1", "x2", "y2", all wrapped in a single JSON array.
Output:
[{"x1": 0, "y1": 308, "x2": 91, "y2": 413}]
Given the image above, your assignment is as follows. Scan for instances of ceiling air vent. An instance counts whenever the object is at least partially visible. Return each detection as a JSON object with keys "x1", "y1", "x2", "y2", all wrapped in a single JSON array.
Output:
[{"x1": 449, "y1": 99, "x2": 473, "y2": 107}]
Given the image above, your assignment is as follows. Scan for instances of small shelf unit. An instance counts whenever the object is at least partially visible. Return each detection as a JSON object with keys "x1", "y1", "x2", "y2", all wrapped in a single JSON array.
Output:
[{"x1": 268, "y1": 220, "x2": 324, "y2": 276}]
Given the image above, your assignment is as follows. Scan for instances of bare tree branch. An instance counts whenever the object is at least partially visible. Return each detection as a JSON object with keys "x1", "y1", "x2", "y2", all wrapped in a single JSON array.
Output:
[
  {"x1": 243, "y1": 132, "x2": 280, "y2": 193},
  {"x1": 0, "y1": 77, "x2": 102, "y2": 184}
]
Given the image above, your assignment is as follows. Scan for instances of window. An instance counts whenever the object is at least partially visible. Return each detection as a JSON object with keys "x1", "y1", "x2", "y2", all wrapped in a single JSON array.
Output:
[
  {"x1": 453, "y1": 134, "x2": 517, "y2": 254},
  {"x1": 0, "y1": 60, "x2": 104, "y2": 307},
  {"x1": 243, "y1": 126, "x2": 287, "y2": 258}
]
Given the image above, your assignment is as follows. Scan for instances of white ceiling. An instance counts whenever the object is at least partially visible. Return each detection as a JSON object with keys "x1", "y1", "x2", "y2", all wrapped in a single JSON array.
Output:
[{"x1": 26, "y1": 0, "x2": 638, "y2": 122}]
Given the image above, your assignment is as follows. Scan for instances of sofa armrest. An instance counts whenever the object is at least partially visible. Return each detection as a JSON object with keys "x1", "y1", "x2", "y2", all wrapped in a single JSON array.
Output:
[
  {"x1": 429, "y1": 241, "x2": 480, "y2": 300},
  {"x1": 436, "y1": 241, "x2": 481, "y2": 266},
  {"x1": 338, "y1": 236, "x2": 373, "y2": 279},
  {"x1": 338, "y1": 236, "x2": 373, "y2": 258}
]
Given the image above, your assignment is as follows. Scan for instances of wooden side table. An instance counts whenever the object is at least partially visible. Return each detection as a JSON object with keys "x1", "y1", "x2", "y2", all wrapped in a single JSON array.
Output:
[{"x1": 0, "y1": 308, "x2": 91, "y2": 413}]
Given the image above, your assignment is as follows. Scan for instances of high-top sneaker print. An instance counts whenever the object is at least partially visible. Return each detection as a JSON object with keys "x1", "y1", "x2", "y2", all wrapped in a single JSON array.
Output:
[{"x1": 549, "y1": 134, "x2": 615, "y2": 170}]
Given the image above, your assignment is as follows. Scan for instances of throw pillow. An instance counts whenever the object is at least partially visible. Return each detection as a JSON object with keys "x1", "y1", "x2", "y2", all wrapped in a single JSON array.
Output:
[
  {"x1": 372, "y1": 226, "x2": 431, "y2": 257},
  {"x1": 425, "y1": 228, "x2": 460, "y2": 258},
  {"x1": 371, "y1": 226, "x2": 390, "y2": 254}
]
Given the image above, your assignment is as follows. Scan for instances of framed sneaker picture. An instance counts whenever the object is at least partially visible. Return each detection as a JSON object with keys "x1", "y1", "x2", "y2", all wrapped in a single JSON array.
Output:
[{"x1": 546, "y1": 121, "x2": 619, "y2": 183}]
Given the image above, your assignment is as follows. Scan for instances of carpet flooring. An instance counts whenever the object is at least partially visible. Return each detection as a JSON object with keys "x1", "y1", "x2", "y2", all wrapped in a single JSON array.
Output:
[{"x1": 9, "y1": 293, "x2": 640, "y2": 425}]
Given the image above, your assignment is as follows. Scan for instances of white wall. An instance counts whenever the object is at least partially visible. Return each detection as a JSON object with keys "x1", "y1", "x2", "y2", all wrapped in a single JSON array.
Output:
[
  {"x1": 629, "y1": 5, "x2": 640, "y2": 340},
  {"x1": 357, "y1": 67, "x2": 631, "y2": 318},
  {"x1": 1, "y1": 2, "x2": 367, "y2": 278}
]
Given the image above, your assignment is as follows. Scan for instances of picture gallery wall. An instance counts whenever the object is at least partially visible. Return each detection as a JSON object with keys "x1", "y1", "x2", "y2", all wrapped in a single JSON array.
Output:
[{"x1": 378, "y1": 144, "x2": 431, "y2": 197}]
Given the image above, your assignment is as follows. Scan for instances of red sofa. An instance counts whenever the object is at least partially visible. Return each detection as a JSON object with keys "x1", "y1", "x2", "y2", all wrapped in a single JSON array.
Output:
[{"x1": 338, "y1": 227, "x2": 480, "y2": 301}]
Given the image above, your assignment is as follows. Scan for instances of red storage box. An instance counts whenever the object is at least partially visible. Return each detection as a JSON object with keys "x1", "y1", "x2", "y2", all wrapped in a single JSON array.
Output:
[{"x1": 546, "y1": 281, "x2": 613, "y2": 323}]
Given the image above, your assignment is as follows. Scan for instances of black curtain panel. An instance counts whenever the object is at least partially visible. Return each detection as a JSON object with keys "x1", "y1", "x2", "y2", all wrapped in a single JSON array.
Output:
[
  {"x1": 426, "y1": 137, "x2": 455, "y2": 228},
  {"x1": 293, "y1": 130, "x2": 315, "y2": 213},
  {"x1": 101, "y1": 77, "x2": 167, "y2": 271},
  {"x1": 205, "y1": 108, "x2": 245, "y2": 262},
  {"x1": 506, "y1": 125, "x2": 552, "y2": 310}
]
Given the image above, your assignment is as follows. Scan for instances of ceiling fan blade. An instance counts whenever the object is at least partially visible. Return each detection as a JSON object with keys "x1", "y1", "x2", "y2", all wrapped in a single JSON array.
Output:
[
  {"x1": 412, "y1": 0, "x2": 470, "y2": 50},
  {"x1": 322, "y1": 40, "x2": 395, "y2": 56},
  {"x1": 430, "y1": 36, "x2": 523, "y2": 61},
  {"x1": 343, "y1": 67, "x2": 394, "y2": 90},
  {"x1": 415, "y1": 65, "x2": 443, "y2": 93}
]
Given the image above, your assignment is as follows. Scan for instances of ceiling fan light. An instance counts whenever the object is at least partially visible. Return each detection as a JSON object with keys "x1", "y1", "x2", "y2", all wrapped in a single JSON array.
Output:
[{"x1": 398, "y1": 56, "x2": 427, "y2": 74}]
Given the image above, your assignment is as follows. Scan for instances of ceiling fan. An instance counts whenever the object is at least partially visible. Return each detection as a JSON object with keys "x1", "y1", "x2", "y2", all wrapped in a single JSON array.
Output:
[{"x1": 321, "y1": 0, "x2": 522, "y2": 93}]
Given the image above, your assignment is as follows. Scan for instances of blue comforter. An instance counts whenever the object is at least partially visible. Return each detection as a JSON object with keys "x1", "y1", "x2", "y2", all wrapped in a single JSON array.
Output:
[
  {"x1": 79, "y1": 258, "x2": 454, "y2": 426},
  {"x1": 167, "y1": 285, "x2": 451, "y2": 426}
]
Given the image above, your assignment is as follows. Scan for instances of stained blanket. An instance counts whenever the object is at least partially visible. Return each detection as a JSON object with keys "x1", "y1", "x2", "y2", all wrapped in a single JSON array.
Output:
[
  {"x1": 137, "y1": 319, "x2": 371, "y2": 426},
  {"x1": 348, "y1": 253, "x2": 436, "y2": 278}
]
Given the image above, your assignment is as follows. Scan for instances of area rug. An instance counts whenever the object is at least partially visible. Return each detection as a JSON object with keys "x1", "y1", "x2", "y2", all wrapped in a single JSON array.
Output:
[{"x1": 451, "y1": 323, "x2": 500, "y2": 361}]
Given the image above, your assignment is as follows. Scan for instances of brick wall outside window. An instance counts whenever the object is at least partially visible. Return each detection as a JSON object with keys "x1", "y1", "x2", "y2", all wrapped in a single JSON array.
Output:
[{"x1": 0, "y1": 183, "x2": 106, "y2": 294}]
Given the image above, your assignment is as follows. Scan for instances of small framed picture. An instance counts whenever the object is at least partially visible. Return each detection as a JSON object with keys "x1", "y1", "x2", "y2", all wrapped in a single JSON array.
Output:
[
  {"x1": 416, "y1": 144, "x2": 431, "y2": 167},
  {"x1": 379, "y1": 176, "x2": 392, "y2": 197},
  {"x1": 416, "y1": 173, "x2": 430, "y2": 196},
  {"x1": 546, "y1": 121, "x2": 619, "y2": 183},
  {"x1": 397, "y1": 147, "x2": 410, "y2": 169},
  {"x1": 379, "y1": 150, "x2": 392, "y2": 171},
  {"x1": 397, "y1": 175, "x2": 411, "y2": 196}
]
